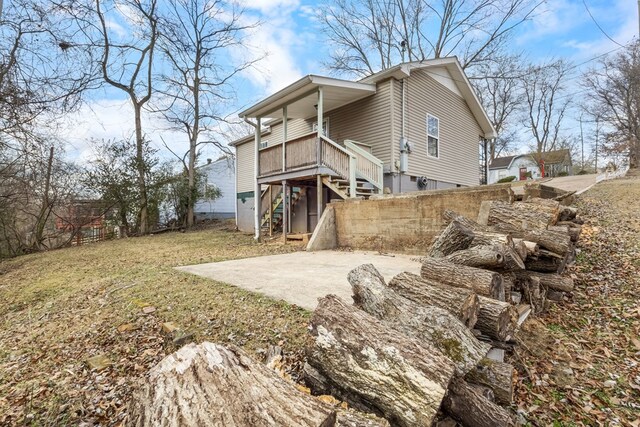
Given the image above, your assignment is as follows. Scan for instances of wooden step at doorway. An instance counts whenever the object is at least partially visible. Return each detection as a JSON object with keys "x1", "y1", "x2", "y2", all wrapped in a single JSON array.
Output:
[{"x1": 285, "y1": 233, "x2": 312, "y2": 244}]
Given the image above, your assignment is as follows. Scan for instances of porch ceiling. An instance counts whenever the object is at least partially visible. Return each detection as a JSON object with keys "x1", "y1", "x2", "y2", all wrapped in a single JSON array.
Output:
[{"x1": 239, "y1": 75, "x2": 376, "y2": 120}]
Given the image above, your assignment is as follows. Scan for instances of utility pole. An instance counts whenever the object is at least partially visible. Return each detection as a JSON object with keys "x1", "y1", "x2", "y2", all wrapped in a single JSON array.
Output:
[
  {"x1": 580, "y1": 113, "x2": 585, "y2": 171},
  {"x1": 595, "y1": 117, "x2": 600, "y2": 172}
]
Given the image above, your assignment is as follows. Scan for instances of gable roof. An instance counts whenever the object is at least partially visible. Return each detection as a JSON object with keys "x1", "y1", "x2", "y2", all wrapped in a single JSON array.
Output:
[
  {"x1": 237, "y1": 57, "x2": 497, "y2": 139},
  {"x1": 531, "y1": 149, "x2": 571, "y2": 165},
  {"x1": 489, "y1": 155, "x2": 517, "y2": 169}
]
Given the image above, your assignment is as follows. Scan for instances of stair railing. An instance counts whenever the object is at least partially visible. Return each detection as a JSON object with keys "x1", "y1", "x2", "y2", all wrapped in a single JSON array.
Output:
[
  {"x1": 344, "y1": 140, "x2": 384, "y2": 193},
  {"x1": 319, "y1": 135, "x2": 358, "y2": 197}
]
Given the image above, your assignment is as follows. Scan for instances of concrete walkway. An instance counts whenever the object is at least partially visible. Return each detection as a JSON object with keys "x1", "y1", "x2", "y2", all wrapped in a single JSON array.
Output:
[
  {"x1": 542, "y1": 174, "x2": 598, "y2": 193},
  {"x1": 176, "y1": 251, "x2": 421, "y2": 310}
]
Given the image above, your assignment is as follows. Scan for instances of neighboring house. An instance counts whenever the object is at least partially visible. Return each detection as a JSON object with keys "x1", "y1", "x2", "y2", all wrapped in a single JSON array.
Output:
[
  {"x1": 488, "y1": 149, "x2": 573, "y2": 184},
  {"x1": 193, "y1": 156, "x2": 235, "y2": 220},
  {"x1": 232, "y1": 58, "x2": 497, "y2": 237}
]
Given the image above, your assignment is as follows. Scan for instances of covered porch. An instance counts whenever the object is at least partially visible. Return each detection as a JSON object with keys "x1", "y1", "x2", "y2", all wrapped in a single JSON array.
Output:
[{"x1": 240, "y1": 75, "x2": 386, "y2": 241}]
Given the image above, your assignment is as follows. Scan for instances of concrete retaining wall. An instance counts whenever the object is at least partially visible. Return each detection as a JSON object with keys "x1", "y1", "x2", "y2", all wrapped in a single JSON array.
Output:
[{"x1": 318, "y1": 184, "x2": 514, "y2": 254}]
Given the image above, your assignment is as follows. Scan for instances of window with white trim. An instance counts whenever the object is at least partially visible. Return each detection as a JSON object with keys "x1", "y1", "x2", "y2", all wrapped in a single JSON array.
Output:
[
  {"x1": 312, "y1": 118, "x2": 329, "y2": 137},
  {"x1": 259, "y1": 139, "x2": 268, "y2": 149},
  {"x1": 427, "y1": 114, "x2": 439, "y2": 158}
]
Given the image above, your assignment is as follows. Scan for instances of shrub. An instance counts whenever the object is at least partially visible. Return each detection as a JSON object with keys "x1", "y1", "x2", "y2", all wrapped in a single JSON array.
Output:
[
  {"x1": 557, "y1": 171, "x2": 569, "y2": 177},
  {"x1": 497, "y1": 175, "x2": 516, "y2": 183},
  {"x1": 577, "y1": 169, "x2": 589, "y2": 175}
]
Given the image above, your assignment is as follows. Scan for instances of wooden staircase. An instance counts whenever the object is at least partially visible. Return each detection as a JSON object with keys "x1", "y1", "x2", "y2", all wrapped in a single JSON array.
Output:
[
  {"x1": 322, "y1": 176, "x2": 376, "y2": 199},
  {"x1": 261, "y1": 187, "x2": 305, "y2": 233}
]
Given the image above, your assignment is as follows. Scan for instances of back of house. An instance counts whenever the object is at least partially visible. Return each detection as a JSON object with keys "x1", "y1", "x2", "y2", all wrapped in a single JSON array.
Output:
[{"x1": 232, "y1": 58, "x2": 496, "y2": 237}]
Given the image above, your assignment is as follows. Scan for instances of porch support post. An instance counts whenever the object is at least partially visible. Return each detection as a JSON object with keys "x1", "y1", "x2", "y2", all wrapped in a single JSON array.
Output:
[
  {"x1": 268, "y1": 185, "x2": 273, "y2": 236},
  {"x1": 282, "y1": 179, "x2": 287, "y2": 243},
  {"x1": 317, "y1": 86, "x2": 324, "y2": 138},
  {"x1": 282, "y1": 106, "x2": 287, "y2": 172},
  {"x1": 254, "y1": 117, "x2": 261, "y2": 241},
  {"x1": 316, "y1": 174, "x2": 323, "y2": 225}
]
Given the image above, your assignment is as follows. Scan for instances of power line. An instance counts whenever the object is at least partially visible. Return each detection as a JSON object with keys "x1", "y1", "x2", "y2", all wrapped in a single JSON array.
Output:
[{"x1": 582, "y1": 0, "x2": 625, "y2": 48}]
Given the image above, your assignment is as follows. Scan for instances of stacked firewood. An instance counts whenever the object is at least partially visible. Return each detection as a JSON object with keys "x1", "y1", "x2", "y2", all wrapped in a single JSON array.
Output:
[{"x1": 304, "y1": 197, "x2": 581, "y2": 427}]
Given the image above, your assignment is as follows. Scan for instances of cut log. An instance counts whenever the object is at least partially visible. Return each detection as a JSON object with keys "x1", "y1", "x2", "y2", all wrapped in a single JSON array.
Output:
[
  {"x1": 507, "y1": 229, "x2": 571, "y2": 256},
  {"x1": 429, "y1": 219, "x2": 475, "y2": 257},
  {"x1": 388, "y1": 272, "x2": 479, "y2": 328},
  {"x1": 308, "y1": 295, "x2": 456, "y2": 427},
  {"x1": 511, "y1": 238, "x2": 528, "y2": 261},
  {"x1": 349, "y1": 264, "x2": 489, "y2": 375},
  {"x1": 444, "y1": 246, "x2": 504, "y2": 269},
  {"x1": 501, "y1": 272, "x2": 516, "y2": 296},
  {"x1": 514, "y1": 271, "x2": 574, "y2": 292},
  {"x1": 558, "y1": 205, "x2": 578, "y2": 222},
  {"x1": 477, "y1": 200, "x2": 554, "y2": 231},
  {"x1": 525, "y1": 252, "x2": 567, "y2": 274},
  {"x1": 516, "y1": 304, "x2": 532, "y2": 326},
  {"x1": 522, "y1": 197, "x2": 561, "y2": 224},
  {"x1": 522, "y1": 240, "x2": 540, "y2": 257},
  {"x1": 421, "y1": 258, "x2": 505, "y2": 301},
  {"x1": 465, "y1": 359, "x2": 515, "y2": 405},
  {"x1": 493, "y1": 242, "x2": 526, "y2": 271},
  {"x1": 442, "y1": 210, "x2": 488, "y2": 231},
  {"x1": 470, "y1": 230, "x2": 513, "y2": 247},
  {"x1": 126, "y1": 342, "x2": 388, "y2": 427},
  {"x1": 476, "y1": 296, "x2": 518, "y2": 341},
  {"x1": 442, "y1": 378, "x2": 515, "y2": 427},
  {"x1": 515, "y1": 276, "x2": 547, "y2": 314}
]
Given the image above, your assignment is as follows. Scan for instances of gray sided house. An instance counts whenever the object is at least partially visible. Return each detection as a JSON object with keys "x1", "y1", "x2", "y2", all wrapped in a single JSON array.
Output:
[
  {"x1": 194, "y1": 156, "x2": 235, "y2": 220},
  {"x1": 488, "y1": 149, "x2": 573, "y2": 184},
  {"x1": 232, "y1": 58, "x2": 497, "y2": 237}
]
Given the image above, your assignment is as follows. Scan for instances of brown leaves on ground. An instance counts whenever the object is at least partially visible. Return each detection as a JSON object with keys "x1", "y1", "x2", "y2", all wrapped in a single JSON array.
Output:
[
  {"x1": 513, "y1": 176, "x2": 640, "y2": 426},
  {"x1": 0, "y1": 224, "x2": 310, "y2": 426}
]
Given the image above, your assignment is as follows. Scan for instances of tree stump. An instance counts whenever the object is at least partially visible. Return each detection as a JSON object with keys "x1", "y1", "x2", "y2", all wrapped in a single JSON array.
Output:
[
  {"x1": 307, "y1": 295, "x2": 456, "y2": 427},
  {"x1": 388, "y1": 272, "x2": 480, "y2": 328},
  {"x1": 126, "y1": 342, "x2": 388, "y2": 427},
  {"x1": 428, "y1": 219, "x2": 475, "y2": 257},
  {"x1": 421, "y1": 258, "x2": 505, "y2": 301},
  {"x1": 348, "y1": 264, "x2": 489, "y2": 375}
]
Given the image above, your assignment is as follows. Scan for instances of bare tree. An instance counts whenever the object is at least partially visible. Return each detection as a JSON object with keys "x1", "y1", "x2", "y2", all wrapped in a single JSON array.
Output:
[
  {"x1": 318, "y1": 0, "x2": 542, "y2": 77},
  {"x1": 583, "y1": 41, "x2": 640, "y2": 169},
  {"x1": 154, "y1": 0, "x2": 258, "y2": 228},
  {"x1": 471, "y1": 53, "x2": 525, "y2": 160},
  {"x1": 521, "y1": 60, "x2": 571, "y2": 171}
]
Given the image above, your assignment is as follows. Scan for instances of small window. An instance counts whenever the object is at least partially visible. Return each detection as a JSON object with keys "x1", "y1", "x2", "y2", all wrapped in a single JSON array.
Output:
[
  {"x1": 427, "y1": 115, "x2": 439, "y2": 158},
  {"x1": 259, "y1": 139, "x2": 268, "y2": 149},
  {"x1": 313, "y1": 118, "x2": 330, "y2": 137}
]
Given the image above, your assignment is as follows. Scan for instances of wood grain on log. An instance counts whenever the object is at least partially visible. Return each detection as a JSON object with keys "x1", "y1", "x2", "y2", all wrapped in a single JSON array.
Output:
[
  {"x1": 428, "y1": 219, "x2": 475, "y2": 257},
  {"x1": 478, "y1": 200, "x2": 554, "y2": 231},
  {"x1": 126, "y1": 342, "x2": 388, "y2": 427},
  {"x1": 421, "y1": 258, "x2": 504, "y2": 301},
  {"x1": 308, "y1": 295, "x2": 456, "y2": 427},
  {"x1": 508, "y1": 229, "x2": 571, "y2": 256},
  {"x1": 476, "y1": 296, "x2": 518, "y2": 341},
  {"x1": 388, "y1": 272, "x2": 479, "y2": 328},
  {"x1": 349, "y1": 264, "x2": 489, "y2": 375},
  {"x1": 558, "y1": 206, "x2": 578, "y2": 222},
  {"x1": 442, "y1": 378, "x2": 515, "y2": 427},
  {"x1": 444, "y1": 246, "x2": 504, "y2": 269},
  {"x1": 516, "y1": 276, "x2": 547, "y2": 314},
  {"x1": 465, "y1": 359, "x2": 515, "y2": 405},
  {"x1": 523, "y1": 197, "x2": 561, "y2": 224},
  {"x1": 514, "y1": 271, "x2": 574, "y2": 292}
]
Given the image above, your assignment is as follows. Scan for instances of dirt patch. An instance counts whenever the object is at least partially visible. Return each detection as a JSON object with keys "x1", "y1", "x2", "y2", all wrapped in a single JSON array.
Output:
[
  {"x1": 0, "y1": 229, "x2": 308, "y2": 426},
  {"x1": 511, "y1": 174, "x2": 640, "y2": 426}
]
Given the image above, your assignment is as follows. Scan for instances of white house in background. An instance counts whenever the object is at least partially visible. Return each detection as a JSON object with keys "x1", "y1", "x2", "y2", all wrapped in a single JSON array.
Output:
[
  {"x1": 194, "y1": 156, "x2": 235, "y2": 220},
  {"x1": 488, "y1": 154, "x2": 541, "y2": 184},
  {"x1": 488, "y1": 149, "x2": 573, "y2": 184}
]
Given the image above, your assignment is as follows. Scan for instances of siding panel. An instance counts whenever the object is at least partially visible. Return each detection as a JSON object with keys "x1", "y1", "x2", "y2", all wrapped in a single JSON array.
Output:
[
  {"x1": 236, "y1": 140, "x2": 255, "y2": 193},
  {"x1": 405, "y1": 69, "x2": 482, "y2": 186}
]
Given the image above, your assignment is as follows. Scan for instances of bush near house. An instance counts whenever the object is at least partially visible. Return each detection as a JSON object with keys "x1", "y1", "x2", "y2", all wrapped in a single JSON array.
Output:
[{"x1": 497, "y1": 176, "x2": 516, "y2": 183}]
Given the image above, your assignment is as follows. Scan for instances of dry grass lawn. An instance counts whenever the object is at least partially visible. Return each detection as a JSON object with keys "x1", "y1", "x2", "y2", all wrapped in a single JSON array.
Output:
[{"x1": 0, "y1": 223, "x2": 309, "y2": 426}]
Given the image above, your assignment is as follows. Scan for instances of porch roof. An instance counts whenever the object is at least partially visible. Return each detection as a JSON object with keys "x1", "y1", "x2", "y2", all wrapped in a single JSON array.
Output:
[{"x1": 238, "y1": 75, "x2": 377, "y2": 120}]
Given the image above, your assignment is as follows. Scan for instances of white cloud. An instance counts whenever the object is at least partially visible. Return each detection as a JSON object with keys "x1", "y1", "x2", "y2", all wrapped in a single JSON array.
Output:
[
  {"x1": 517, "y1": 0, "x2": 586, "y2": 44},
  {"x1": 237, "y1": 0, "x2": 300, "y2": 15}
]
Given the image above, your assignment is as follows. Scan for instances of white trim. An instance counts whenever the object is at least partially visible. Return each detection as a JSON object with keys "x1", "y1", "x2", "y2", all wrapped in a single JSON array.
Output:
[
  {"x1": 312, "y1": 118, "x2": 330, "y2": 138},
  {"x1": 426, "y1": 114, "x2": 440, "y2": 159}
]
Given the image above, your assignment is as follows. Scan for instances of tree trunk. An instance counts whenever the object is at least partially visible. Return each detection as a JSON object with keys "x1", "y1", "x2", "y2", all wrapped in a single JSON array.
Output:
[
  {"x1": 477, "y1": 200, "x2": 555, "y2": 231},
  {"x1": 421, "y1": 258, "x2": 505, "y2": 301},
  {"x1": 522, "y1": 197, "x2": 561, "y2": 224},
  {"x1": 558, "y1": 206, "x2": 578, "y2": 222},
  {"x1": 388, "y1": 272, "x2": 480, "y2": 328},
  {"x1": 348, "y1": 264, "x2": 489, "y2": 376},
  {"x1": 465, "y1": 359, "x2": 515, "y2": 405},
  {"x1": 307, "y1": 295, "x2": 456, "y2": 427},
  {"x1": 444, "y1": 246, "x2": 505, "y2": 269},
  {"x1": 127, "y1": 342, "x2": 388, "y2": 427},
  {"x1": 514, "y1": 271, "x2": 574, "y2": 292},
  {"x1": 33, "y1": 146, "x2": 55, "y2": 250},
  {"x1": 515, "y1": 275, "x2": 547, "y2": 314},
  {"x1": 428, "y1": 219, "x2": 475, "y2": 257},
  {"x1": 442, "y1": 378, "x2": 515, "y2": 427},
  {"x1": 134, "y1": 103, "x2": 149, "y2": 235},
  {"x1": 476, "y1": 296, "x2": 518, "y2": 342}
]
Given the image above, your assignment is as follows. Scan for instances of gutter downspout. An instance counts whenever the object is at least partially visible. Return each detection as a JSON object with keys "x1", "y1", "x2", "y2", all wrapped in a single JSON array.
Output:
[
  {"x1": 399, "y1": 78, "x2": 407, "y2": 193},
  {"x1": 244, "y1": 116, "x2": 261, "y2": 241}
]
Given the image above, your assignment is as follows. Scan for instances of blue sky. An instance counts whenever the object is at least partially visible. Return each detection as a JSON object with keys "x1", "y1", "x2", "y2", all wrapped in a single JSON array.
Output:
[{"x1": 60, "y1": 0, "x2": 639, "y2": 161}]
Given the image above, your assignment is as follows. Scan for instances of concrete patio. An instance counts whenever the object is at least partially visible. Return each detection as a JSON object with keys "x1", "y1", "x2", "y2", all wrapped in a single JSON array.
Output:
[{"x1": 176, "y1": 250, "x2": 422, "y2": 310}]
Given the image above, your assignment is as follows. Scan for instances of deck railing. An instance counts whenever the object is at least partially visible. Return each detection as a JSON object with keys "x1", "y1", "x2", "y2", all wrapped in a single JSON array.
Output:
[{"x1": 257, "y1": 133, "x2": 382, "y2": 198}]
